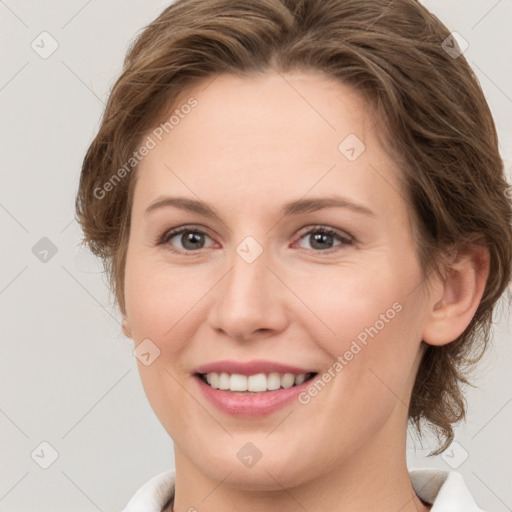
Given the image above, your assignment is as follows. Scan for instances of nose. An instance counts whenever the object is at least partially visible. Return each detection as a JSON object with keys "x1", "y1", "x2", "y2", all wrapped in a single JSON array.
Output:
[{"x1": 207, "y1": 243, "x2": 289, "y2": 342}]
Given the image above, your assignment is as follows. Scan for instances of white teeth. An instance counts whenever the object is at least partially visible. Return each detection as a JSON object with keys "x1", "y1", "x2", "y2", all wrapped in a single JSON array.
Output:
[
  {"x1": 267, "y1": 372, "x2": 281, "y2": 390},
  {"x1": 202, "y1": 372, "x2": 310, "y2": 392},
  {"x1": 281, "y1": 373, "x2": 295, "y2": 389},
  {"x1": 248, "y1": 373, "x2": 267, "y2": 392},
  {"x1": 294, "y1": 373, "x2": 306, "y2": 385},
  {"x1": 229, "y1": 374, "x2": 247, "y2": 391},
  {"x1": 209, "y1": 372, "x2": 219, "y2": 389},
  {"x1": 219, "y1": 372, "x2": 230, "y2": 390}
]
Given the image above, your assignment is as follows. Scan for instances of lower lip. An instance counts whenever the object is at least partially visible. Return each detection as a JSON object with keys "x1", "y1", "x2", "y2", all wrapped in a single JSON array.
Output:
[{"x1": 194, "y1": 375, "x2": 313, "y2": 418}]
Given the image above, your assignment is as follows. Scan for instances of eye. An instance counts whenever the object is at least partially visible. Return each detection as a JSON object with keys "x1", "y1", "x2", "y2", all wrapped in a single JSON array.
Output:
[
  {"x1": 158, "y1": 224, "x2": 354, "y2": 254},
  {"x1": 294, "y1": 226, "x2": 353, "y2": 253},
  {"x1": 159, "y1": 226, "x2": 216, "y2": 253}
]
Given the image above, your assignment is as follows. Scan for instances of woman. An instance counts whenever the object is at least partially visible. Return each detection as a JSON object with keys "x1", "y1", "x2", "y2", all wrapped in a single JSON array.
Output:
[{"x1": 76, "y1": 0, "x2": 512, "y2": 510}]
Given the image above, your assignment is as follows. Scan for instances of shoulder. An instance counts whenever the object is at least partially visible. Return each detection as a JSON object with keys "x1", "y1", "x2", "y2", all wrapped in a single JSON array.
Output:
[{"x1": 409, "y1": 468, "x2": 487, "y2": 511}]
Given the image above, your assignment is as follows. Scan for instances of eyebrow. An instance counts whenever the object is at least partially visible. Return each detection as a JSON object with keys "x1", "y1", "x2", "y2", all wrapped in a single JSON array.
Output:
[{"x1": 145, "y1": 195, "x2": 376, "y2": 219}]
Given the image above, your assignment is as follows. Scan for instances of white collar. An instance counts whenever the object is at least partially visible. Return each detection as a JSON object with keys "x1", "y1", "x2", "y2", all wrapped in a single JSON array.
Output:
[
  {"x1": 409, "y1": 469, "x2": 485, "y2": 511},
  {"x1": 122, "y1": 468, "x2": 486, "y2": 512}
]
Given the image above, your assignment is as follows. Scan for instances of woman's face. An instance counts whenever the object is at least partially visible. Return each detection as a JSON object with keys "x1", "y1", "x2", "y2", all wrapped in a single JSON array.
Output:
[{"x1": 123, "y1": 71, "x2": 432, "y2": 488}]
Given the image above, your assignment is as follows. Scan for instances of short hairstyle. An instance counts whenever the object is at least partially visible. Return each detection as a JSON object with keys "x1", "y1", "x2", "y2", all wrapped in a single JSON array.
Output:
[{"x1": 76, "y1": 0, "x2": 512, "y2": 454}]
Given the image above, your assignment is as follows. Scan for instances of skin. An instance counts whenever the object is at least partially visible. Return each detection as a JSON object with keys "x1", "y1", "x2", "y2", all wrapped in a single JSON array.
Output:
[{"x1": 122, "y1": 71, "x2": 489, "y2": 512}]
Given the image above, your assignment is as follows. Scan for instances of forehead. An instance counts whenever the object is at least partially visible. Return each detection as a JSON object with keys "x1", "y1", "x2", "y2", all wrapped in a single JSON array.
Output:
[
  {"x1": 165, "y1": 70, "x2": 372, "y2": 158},
  {"x1": 133, "y1": 71, "x2": 404, "y2": 218}
]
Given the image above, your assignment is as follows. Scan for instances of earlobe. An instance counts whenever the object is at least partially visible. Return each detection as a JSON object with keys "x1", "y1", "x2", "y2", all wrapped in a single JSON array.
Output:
[
  {"x1": 422, "y1": 244, "x2": 490, "y2": 346},
  {"x1": 122, "y1": 318, "x2": 133, "y2": 338}
]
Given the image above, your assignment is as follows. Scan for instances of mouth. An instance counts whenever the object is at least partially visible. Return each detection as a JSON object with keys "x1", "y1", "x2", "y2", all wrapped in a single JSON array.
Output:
[
  {"x1": 192, "y1": 360, "x2": 320, "y2": 416},
  {"x1": 192, "y1": 362, "x2": 319, "y2": 417},
  {"x1": 196, "y1": 371, "x2": 318, "y2": 394}
]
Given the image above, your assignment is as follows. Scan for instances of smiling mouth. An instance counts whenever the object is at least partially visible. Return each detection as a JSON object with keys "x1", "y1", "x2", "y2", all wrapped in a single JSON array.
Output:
[{"x1": 196, "y1": 372, "x2": 318, "y2": 394}]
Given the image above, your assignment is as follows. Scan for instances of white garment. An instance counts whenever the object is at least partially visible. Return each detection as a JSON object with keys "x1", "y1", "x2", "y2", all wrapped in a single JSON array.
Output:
[{"x1": 122, "y1": 468, "x2": 486, "y2": 512}]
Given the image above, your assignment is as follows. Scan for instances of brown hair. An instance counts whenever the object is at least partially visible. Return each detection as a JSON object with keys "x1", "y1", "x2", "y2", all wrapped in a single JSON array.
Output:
[{"x1": 76, "y1": 0, "x2": 512, "y2": 454}]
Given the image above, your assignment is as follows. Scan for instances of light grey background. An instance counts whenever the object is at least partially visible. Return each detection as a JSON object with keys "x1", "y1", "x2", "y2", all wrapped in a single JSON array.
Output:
[{"x1": 0, "y1": 1, "x2": 510, "y2": 511}]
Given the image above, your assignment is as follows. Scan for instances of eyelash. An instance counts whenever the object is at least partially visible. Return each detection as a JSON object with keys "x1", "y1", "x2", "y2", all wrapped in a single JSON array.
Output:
[{"x1": 157, "y1": 224, "x2": 354, "y2": 255}]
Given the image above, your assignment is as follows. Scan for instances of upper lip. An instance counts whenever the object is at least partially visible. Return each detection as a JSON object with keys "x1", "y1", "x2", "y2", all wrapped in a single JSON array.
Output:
[{"x1": 194, "y1": 359, "x2": 316, "y2": 376}]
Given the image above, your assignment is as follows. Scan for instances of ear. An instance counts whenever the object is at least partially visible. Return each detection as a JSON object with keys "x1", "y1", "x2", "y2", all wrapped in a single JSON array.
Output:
[
  {"x1": 422, "y1": 242, "x2": 490, "y2": 346},
  {"x1": 122, "y1": 317, "x2": 133, "y2": 339}
]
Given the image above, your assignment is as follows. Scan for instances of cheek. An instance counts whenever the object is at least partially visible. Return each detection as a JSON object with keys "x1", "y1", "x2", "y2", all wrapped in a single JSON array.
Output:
[
  {"x1": 124, "y1": 250, "x2": 206, "y2": 343},
  {"x1": 290, "y1": 274, "x2": 423, "y2": 454},
  {"x1": 294, "y1": 259, "x2": 424, "y2": 399},
  {"x1": 292, "y1": 263, "x2": 414, "y2": 345},
  {"x1": 123, "y1": 252, "x2": 209, "y2": 436}
]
